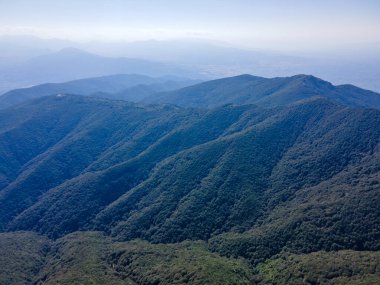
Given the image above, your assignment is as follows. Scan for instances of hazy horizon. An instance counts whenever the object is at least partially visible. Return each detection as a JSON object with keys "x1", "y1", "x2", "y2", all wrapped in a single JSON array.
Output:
[
  {"x1": 1, "y1": 0, "x2": 379, "y2": 54},
  {"x1": 0, "y1": 0, "x2": 379, "y2": 93}
]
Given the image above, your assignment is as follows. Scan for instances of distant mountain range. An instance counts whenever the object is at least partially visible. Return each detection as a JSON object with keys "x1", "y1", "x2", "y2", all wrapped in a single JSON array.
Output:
[
  {"x1": 0, "y1": 73, "x2": 379, "y2": 284},
  {"x1": 2, "y1": 73, "x2": 379, "y2": 110},
  {"x1": 1, "y1": 35, "x2": 379, "y2": 93},
  {"x1": 0, "y1": 73, "x2": 200, "y2": 108},
  {"x1": 0, "y1": 47, "x2": 202, "y2": 94}
]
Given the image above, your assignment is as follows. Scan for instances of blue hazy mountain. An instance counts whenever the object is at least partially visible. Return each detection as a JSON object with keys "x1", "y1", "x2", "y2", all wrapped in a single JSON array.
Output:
[
  {"x1": 1, "y1": 35, "x2": 379, "y2": 93},
  {"x1": 0, "y1": 74, "x2": 200, "y2": 108},
  {"x1": 0, "y1": 47, "x2": 202, "y2": 94}
]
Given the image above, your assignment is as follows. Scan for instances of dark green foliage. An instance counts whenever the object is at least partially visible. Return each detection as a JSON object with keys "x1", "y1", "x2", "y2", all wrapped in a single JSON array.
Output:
[
  {"x1": 0, "y1": 231, "x2": 50, "y2": 285},
  {"x1": 111, "y1": 239, "x2": 254, "y2": 285},
  {"x1": 209, "y1": 160, "x2": 380, "y2": 265},
  {"x1": 0, "y1": 231, "x2": 254, "y2": 285},
  {"x1": 256, "y1": 250, "x2": 380, "y2": 285},
  {"x1": 0, "y1": 231, "x2": 378, "y2": 284},
  {"x1": 35, "y1": 231, "x2": 134, "y2": 285}
]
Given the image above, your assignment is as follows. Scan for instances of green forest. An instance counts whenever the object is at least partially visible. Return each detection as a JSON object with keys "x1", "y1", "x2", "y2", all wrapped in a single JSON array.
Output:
[{"x1": 0, "y1": 74, "x2": 379, "y2": 284}]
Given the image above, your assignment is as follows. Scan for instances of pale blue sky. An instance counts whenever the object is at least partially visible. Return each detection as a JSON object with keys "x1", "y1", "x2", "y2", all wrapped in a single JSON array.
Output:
[{"x1": 0, "y1": 0, "x2": 379, "y2": 51}]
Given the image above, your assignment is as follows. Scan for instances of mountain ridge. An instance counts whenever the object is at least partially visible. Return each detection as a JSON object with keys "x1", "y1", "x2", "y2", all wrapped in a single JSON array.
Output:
[
  {"x1": 0, "y1": 48, "x2": 202, "y2": 94},
  {"x1": 3, "y1": 73, "x2": 380, "y2": 111},
  {"x1": 145, "y1": 74, "x2": 380, "y2": 109},
  {"x1": 0, "y1": 73, "x2": 200, "y2": 108}
]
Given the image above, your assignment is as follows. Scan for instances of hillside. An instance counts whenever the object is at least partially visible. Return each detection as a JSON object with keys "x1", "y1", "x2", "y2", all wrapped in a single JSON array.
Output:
[
  {"x1": 0, "y1": 86, "x2": 379, "y2": 283},
  {"x1": 0, "y1": 231, "x2": 254, "y2": 285},
  {"x1": 145, "y1": 74, "x2": 380, "y2": 109},
  {"x1": 2, "y1": 231, "x2": 378, "y2": 284},
  {"x1": 256, "y1": 250, "x2": 380, "y2": 285}
]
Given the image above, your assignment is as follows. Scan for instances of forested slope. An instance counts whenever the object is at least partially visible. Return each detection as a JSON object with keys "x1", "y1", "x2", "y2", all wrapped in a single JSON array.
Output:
[{"x1": 0, "y1": 75, "x2": 379, "y2": 284}]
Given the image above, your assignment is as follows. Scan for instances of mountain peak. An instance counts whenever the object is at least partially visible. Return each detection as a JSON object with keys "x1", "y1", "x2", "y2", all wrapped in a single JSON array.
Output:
[
  {"x1": 57, "y1": 47, "x2": 91, "y2": 55},
  {"x1": 291, "y1": 74, "x2": 325, "y2": 83},
  {"x1": 145, "y1": 74, "x2": 380, "y2": 109}
]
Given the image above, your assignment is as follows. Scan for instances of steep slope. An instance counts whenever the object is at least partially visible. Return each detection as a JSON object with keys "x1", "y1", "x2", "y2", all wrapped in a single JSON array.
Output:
[
  {"x1": 210, "y1": 155, "x2": 380, "y2": 264},
  {"x1": 145, "y1": 74, "x2": 380, "y2": 109},
  {"x1": 0, "y1": 95, "x2": 261, "y2": 234},
  {"x1": 0, "y1": 95, "x2": 204, "y2": 230},
  {"x1": 3, "y1": 96, "x2": 378, "y2": 261},
  {"x1": 93, "y1": 100, "x2": 380, "y2": 246},
  {"x1": 208, "y1": 108, "x2": 380, "y2": 264},
  {"x1": 6, "y1": 103, "x2": 262, "y2": 237},
  {"x1": 0, "y1": 74, "x2": 199, "y2": 108}
]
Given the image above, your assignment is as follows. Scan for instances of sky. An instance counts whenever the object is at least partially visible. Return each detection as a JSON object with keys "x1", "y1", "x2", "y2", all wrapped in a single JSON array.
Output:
[{"x1": 0, "y1": 0, "x2": 379, "y2": 52}]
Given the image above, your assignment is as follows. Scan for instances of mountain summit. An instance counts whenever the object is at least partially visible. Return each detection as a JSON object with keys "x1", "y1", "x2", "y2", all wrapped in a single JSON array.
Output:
[{"x1": 146, "y1": 74, "x2": 380, "y2": 109}]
